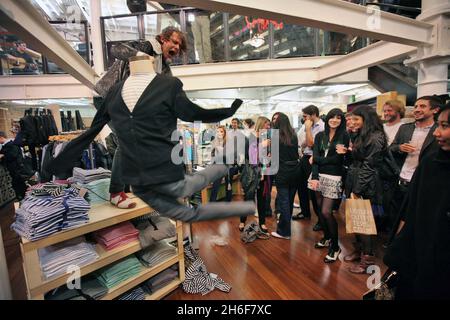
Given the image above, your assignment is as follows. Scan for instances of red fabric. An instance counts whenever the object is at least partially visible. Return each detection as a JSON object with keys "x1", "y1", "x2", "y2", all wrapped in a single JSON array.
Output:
[{"x1": 94, "y1": 221, "x2": 139, "y2": 250}]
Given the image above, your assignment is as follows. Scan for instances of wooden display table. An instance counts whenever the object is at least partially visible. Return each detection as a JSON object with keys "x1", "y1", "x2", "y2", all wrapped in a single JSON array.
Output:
[{"x1": 20, "y1": 196, "x2": 185, "y2": 300}]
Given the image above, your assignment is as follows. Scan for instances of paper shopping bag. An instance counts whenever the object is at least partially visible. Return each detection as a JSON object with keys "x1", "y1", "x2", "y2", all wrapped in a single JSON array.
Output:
[{"x1": 345, "y1": 198, "x2": 377, "y2": 235}]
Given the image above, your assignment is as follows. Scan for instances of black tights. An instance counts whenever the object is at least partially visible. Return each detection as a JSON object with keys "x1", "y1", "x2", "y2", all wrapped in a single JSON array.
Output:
[{"x1": 315, "y1": 192, "x2": 339, "y2": 250}]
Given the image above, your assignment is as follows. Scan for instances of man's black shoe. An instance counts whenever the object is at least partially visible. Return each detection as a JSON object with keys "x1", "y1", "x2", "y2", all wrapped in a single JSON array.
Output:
[
  {"x1": 313, "y1": 222, "x2": 322, "y2": 231},
  {"x1": 292, "y1": 213, "x2": 311, "y2": 220}
]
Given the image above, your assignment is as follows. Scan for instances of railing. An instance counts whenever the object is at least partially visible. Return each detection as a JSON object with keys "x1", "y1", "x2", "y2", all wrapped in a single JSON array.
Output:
[
  {"x1": 100, "y1": 8, "x2": 369, "y2": 70},
  {"x1": 0, "y1": 21, "x2": 90, "y2": 76},
  {"x1": 1, "y1": 2, "x2": 422, "y2": 77}
]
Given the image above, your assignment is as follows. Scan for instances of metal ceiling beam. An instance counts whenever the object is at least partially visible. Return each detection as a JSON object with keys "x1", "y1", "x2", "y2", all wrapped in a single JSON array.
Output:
[
  {"x1": 0, "y1": 0, "x2": 98, "y2": 89},
  {"x1": 172, "y1": 56, "x2": 368, "y2": 91},
  {"x1": 160, "y1": 0, "x2": 433, "y2": 46},
  {"x1": 317, "y1": 41, "x2": 417, "y2": 82},
  {"x1": 0, "y1": 75, "x2": 94, "y2": 100}
]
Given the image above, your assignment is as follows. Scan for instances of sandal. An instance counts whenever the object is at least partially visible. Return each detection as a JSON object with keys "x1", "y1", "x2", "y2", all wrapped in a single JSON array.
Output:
[{"x1": 238, "y1": 223, "x2": 245, "y2": 232}]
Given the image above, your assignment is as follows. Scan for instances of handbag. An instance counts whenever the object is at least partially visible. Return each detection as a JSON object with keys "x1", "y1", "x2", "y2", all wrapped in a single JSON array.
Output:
[{"x1": 345, "y1": 194, "x2": 377, "y2": 235}]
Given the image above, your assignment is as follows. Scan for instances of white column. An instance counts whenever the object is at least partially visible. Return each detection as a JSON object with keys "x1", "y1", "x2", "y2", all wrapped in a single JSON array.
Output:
[
  {"x1": 422, "y1": 0, "x2": 450, "y2": 11},
  {"x1": 417, "y1": 61, "x2": 448, "y2": 97},
  {"x1": 412, "y1": 0, "x2": 450, "y2": 96},
  {"x1": 90, "y1": 0, "x2": 105, "y2": 75},
  {"x1": 0, "y1": 228, "x2": 12, "y2": 300}
]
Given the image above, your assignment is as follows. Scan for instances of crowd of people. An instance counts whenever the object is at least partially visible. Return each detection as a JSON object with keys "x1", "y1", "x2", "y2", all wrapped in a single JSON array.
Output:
[
  {"x1": 2, "y1": 24, "x2": 448, "y2": 300},
  {"x1": 206, "y1": 95, "x2": 449, "y2": 299}
]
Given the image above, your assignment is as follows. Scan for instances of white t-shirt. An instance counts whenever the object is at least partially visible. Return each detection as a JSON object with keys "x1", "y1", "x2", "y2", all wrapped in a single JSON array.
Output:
[{"x1": 384, "y1": 122, "x2": 403, "y2": 146}]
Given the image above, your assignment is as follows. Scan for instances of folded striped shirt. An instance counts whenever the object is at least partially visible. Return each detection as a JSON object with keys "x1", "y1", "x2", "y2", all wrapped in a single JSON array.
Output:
[
  {"x1": 38, "y1": 236, "x2": 99, "y2": 279},
  {"x1": 11, "y1": 189, "x2": 90, "y2": 241}
]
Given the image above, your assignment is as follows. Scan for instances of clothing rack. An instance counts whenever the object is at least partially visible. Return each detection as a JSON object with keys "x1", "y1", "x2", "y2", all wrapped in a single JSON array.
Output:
[{"x1": 48, "y1": 131, "x2": 95, "y2": 170}]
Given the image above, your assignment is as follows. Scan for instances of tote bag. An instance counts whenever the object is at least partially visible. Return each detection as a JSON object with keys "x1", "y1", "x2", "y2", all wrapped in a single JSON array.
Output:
[{"x1": 345, "y1": 195, "x2": 377, "y2": 235}]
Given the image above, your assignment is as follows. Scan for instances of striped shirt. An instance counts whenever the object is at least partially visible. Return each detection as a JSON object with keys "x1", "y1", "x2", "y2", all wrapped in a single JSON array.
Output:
[
  {"x1": 122, "y1": 73, "x2": 156, "y2": 112},
  {"x1": 38, "y1": 236, "x2": 98, "y2": 279},
  {"x1": 11, "y1": 188, "x2": 90, "y2": 241}
]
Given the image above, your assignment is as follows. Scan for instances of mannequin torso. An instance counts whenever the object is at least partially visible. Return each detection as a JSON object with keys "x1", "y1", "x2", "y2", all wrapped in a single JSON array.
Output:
[{"x1": 122, "y1": 56, "x2": 156, "y2": 112}]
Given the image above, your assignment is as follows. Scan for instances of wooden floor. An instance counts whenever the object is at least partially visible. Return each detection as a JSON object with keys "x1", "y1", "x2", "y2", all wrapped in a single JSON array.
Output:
[
  {"x1": 6, "y1": 194, "x2": 388, "y2": 300},
  {"x1": 166, "y1": 195, "x2": 388, "y2": 300}
]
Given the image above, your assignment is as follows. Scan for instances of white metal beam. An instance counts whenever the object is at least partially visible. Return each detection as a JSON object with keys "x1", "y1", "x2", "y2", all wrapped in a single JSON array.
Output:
[
  {"x1": 316, "y1": 41, "x2": 417, "y2": 83},
  {"x1": 172, "y1": 56, "x2": 368, "y2": 91},
  {"x1": 0, "y1": 57, "x2": 368, "y2": 99},
  {"x1": 160, "y1": 0, "x2": 433, "y2": 46},
  {"x1": 0, "y1": 0, "x2": 98, "y2": 89},
  {"x1": 0, "y1": 75, "x2": 93, "y2": 100}
]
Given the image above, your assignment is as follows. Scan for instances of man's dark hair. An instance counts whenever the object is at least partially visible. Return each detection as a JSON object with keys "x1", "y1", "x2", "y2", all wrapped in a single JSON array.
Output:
[
  {"x1": 243, "y1": 118, "x2": 254, "y2": 128},
  {"x1": 156, "y1": 26, "x2": 187, "y2": 53},
  {"x1": 231, "y1": 118, "x2": 240, "y2": 123},
  {"x1": 302, "y1": 105, "x2": 320, "y2": 117},
  {"x1": 0, "y1": 131, "x2": 7, "y2": 138},
  {"x1": 416, "y1": 95, "x2": 444, "y2": 109}
]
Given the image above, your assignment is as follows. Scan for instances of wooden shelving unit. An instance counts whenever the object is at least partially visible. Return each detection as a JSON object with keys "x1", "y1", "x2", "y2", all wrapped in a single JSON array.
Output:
[{"x1": 20, "y1": 197, "x2": 185, "y2": 300}]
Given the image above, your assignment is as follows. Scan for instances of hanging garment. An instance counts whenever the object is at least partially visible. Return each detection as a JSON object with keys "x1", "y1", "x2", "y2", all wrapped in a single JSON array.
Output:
[
  {"x1": 75, "y1": 110, "x2": 85, "y2": 130},
  {"x1": 0, "y1": 164, "x2": 16, "y2": 208}
]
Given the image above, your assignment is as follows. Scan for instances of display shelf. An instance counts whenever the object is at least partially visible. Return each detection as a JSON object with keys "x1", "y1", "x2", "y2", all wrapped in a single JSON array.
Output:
[
  {"x1": 145, "y1": 279, "x2": 182, "y2": 300},
  {"x1": 21, "y1": 197, "x2": 153, "y2": 253},
  {"x1": 19, "y1": 197, "x2": 185, "y2": 300},
  {"x1": 100, "y1": 253, "x2": 182, "y2": 300}
]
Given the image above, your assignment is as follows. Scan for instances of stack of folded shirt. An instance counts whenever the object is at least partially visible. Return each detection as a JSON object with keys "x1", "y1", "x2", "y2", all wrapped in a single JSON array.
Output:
[
  {"x1": 12, "y1": 188, "x2": 90, "y2": 241},
  {"x1": 96, "y1": 256, "x2": 142, "y2": 289},
  {"x1": 94, "y1": 222, "x2": 139, "y2": 250},
  {"x1": 45, "y1": 286, "x2": 87, "y2": 300},
  {"x1": 79, "y1": 276, "x2": 109, "y2": 299},
  {"x1": 133, "y1": 216, "x2": 176, "y2": 249},
  {"x1": 80, "y1": 178, "x2": 111, "y2": 205},
  {"x1": 72, "y1": 167, "x2": 111, "y2": 184},
  {"x1": 142, "y1": 267, "x2": 178, "y2": 294},
  {"x1": 45, "y1": 275, "x2": 108, "y2": 300},
  {"x1": 135, "y1": 240, "x2": 177, "y2": 268},
  {"x1": 38, "y1": 236, "x2": 99, "y2": 279},
  {"x1": 117, "y1": 286, "x2": 147, "y2": 300}
]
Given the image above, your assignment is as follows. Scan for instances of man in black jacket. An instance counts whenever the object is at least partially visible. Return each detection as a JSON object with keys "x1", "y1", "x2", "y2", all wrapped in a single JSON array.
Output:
[
  {"x1": 384, "y1": 102, "x2": 450, "y2": 299},
  {"x1": 97, "y1": 27, "x2": 187, "y2": 208},
  {"x1": 387, "y1": 96, "x2": 440, "y2": 230},
  {"x1": 0, "y1": 131, "x2": 34, "y2": 200},
  {"x1": 48, "y1": 75, "x2": 254, "y2": 222}
]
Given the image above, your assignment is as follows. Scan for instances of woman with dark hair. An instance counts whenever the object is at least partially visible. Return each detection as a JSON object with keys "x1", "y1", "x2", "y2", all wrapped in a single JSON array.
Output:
[
  {"x1": 344, "y1": 106, "x2": 388, "y2": 273},
  {"x1": 308, "y1": 108, "x2": 350, "y2": 262},
  {"x1": 271, "y1": 113, "x2": 301, "y2": 239}
]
